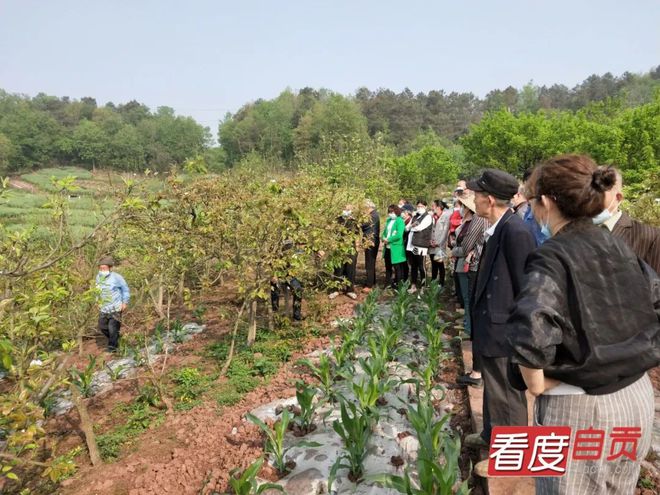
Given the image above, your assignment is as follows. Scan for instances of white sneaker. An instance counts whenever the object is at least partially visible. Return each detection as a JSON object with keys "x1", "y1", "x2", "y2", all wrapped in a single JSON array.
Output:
[
  {"x1": 346, "y1": 292, "x2": 358, "y2": 300},
  {"x1": 328, "y1": 291, "x2": 339, "y2": 300}
]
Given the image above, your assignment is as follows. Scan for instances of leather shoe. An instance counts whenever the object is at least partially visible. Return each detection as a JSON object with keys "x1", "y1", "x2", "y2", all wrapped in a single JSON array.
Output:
[
  {"x1": 456, "y1": 373, "x2": 483, "y2": 387},
  {"x1": 464, "y1": 432, "x2": 489, "y2": 449}
]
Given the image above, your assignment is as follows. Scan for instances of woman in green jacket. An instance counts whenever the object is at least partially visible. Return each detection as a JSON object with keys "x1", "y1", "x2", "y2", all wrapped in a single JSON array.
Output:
[{"x1": 382, "y1": 204, "x2": 407, "y2": 288}]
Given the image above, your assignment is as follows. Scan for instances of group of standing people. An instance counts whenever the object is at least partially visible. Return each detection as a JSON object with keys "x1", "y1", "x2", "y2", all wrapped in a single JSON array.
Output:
[
  {"x1": 448, "y1": 159, "x2": 659, "y2": 495},
  {"x1": 330, "y1": 156, "x2": 659, "y2": 494}
]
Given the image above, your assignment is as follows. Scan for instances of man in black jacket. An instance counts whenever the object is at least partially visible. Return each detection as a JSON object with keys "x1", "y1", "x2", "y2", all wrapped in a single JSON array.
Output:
[{"x1": 464, "y1": 169, "x2": 536, "y2": 449}]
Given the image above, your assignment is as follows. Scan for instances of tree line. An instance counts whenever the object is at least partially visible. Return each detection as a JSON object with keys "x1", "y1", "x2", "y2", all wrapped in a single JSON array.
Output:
[
  {"x1": 0, "y1": 67, "x2": 658, "y2": 187},
  {"x1": 0, "y1": 92, "x2": 211, "y2": 174}
]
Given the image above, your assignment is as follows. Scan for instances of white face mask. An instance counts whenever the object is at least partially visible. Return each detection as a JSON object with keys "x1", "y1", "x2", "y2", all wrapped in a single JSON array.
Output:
[
  {"x1": 459, "y1": 206, "x2": 465, "y2": 218},
  {"x1": 592, "y1": 197, "x2": 618, "y2": 225},
  {"x1": 388, "y1": 212, "x2": 397, "y2": 219},
  {"x1": 99, "y1": 270, "x2": 110, "y2": 277},
  {"x1": 342, "y1": 210, "x2": 352, "y2": 217},
  {"x1": 417, "y1": 207, "x2": 426, "y2": 215}
]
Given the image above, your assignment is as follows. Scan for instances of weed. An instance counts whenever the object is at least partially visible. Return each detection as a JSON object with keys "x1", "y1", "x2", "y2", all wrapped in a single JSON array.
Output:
[
  {"x1": 136, "y1": 384, "x2": 161, "y2": 408},
  {"x1": 97, "y1": 402, "x2": 164, "y2": 461},
  {"x1": 172, "y1": 367, "x2": 207, "y2": 402},
  {"x1": 42, "y1": 446, "x2": 82, "y2": 482},
  {"x1": 215, "y1": 386, "x2": 243, "y2": 407}
]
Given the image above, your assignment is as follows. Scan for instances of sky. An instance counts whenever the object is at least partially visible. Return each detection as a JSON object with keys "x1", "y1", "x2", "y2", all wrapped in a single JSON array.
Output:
[{"x1": 1, "y1": 0, "x2": 659, "y2": 133}]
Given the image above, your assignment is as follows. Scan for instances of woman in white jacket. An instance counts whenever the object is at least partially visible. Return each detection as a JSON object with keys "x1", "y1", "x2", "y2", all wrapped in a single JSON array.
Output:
[{"x1": 429, "y1": 200, "x2": 451, "y2": 287}]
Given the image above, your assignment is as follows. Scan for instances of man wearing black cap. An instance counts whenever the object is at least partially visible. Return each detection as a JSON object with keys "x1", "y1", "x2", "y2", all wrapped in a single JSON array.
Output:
[{"x1": 463, "y1": 169, "x2": 536, "y2": 451}]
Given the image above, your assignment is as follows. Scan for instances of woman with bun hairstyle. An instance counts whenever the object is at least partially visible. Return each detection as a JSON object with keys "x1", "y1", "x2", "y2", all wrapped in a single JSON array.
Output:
[{"x1": 506, "y1": 155, "x2": 660, "y2": 494}]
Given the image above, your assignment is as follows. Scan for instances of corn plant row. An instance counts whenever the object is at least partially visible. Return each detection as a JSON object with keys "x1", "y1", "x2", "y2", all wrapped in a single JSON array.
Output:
[{"x1": 234, "y1": 281, "x2": 469, "y2": 494}]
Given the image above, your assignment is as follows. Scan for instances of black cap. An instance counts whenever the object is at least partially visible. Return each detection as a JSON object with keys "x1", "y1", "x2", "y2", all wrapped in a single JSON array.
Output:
[{"x1": 467, "y1": 169, "x2": 519, "y2": 201}]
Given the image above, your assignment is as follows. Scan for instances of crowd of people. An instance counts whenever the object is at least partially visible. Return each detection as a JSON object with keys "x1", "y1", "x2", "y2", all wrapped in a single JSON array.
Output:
[{"x1": 328, "y1": 154, "x2": 660, "y2": 494}]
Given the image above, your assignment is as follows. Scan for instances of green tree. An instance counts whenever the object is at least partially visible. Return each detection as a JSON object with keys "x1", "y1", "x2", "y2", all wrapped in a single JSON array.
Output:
[
  {"x1": 294, "y1": 93, "x2": 369, "y2": 157},
  {"x1": 72, "y1": 120, "x2": 109, "y2": 169}
]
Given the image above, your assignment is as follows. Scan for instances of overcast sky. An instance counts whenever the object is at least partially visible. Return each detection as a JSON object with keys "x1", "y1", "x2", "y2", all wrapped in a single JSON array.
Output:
[{"x1": 1, "y1": 0, "x2": 658, "y2": 131}]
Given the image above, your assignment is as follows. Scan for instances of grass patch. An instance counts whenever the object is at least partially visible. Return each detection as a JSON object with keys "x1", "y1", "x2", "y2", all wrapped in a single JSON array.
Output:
[
  {"x1": 214, "y1": 385, "x2": 244, "y2": 407},
  {"x1": 96, "y1": 402, "x2": 165, "y2": 461}
]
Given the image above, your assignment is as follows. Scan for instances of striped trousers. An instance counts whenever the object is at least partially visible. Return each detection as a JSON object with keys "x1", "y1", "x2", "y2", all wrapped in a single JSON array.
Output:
[{"x1": 534, "y1": 374, "x2": 654, "y2": 495}]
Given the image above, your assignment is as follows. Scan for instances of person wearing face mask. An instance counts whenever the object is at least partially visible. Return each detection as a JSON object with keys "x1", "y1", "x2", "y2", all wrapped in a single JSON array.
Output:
[
  {"x1": 449, "y1": 196, "x2": 467, "y2": 307},
  {"x1": 405, "y1": 200, "x2": 433, "y2": 293},
  {"x1": 429, "y1": 200, "x2": 451, "y2": 287},
  {"x1": 95, "y1": 256, "x2": 130, "y2": 353},
  {"x1": 498, "y1": 155, "x2": 659, "y2": 493},
  {"x1": 521, "y1": 168, "x2": 549, "y2": 247},
  {"x1": 381, "y1": 204, "x2": 406, "y2": 288},
  {"x1": 400, "y1": 205, "x2": 415, "y2": 282},
  {"x1": 594, "y1": 167, "x2": 660, "y2": 273}
]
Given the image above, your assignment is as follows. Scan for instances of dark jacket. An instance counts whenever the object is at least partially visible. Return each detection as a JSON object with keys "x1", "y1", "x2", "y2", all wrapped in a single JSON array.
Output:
[
  {"x1": 507, "y1": 219, "x2": 660, "y2": 395},
  {"x1": 362, "y1": 210, "x2": 381, "y2": 250},
  {"x1": 410, "y1": 212, "x2": 433, "y2": 248},
  {"x1": 471, "y1": 210, "x2": 536, "y2": 357},
  {"x1": 611, "y1": 211, "x2": 660, "y2": 274}
]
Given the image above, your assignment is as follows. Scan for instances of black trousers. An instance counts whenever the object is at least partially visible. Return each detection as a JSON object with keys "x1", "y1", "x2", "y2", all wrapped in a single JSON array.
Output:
[
  {"x1": 384, "y1": 247, "x2": 393, "y2": 287},
  {"x1": 333, "y1": 253, "x2": 357, "y2": 292},
  {"x1": 480, "y1": 356, "x2": 528, "y2": 443},
  {"x1": 403, "y1": 250, "x2": 413, "y2": 281},
  {"x1": 392, "y1": 262, "x2": 405, "y2": 288},
  {"x1": 271, "y1": 278, "x2": 302, "y2": 320},
  {"x1": 98, "y1": 312, "x2": 122, "y2": 350},
  {"x1": 430, "y1": 254, "x2": 445, "y2": 286},
  {"x1": 364, "y1": 245, "x2": 379, "y2": 288},
  {"x1": 409, "y1": 253, "x2": 426, "y2": 288}
]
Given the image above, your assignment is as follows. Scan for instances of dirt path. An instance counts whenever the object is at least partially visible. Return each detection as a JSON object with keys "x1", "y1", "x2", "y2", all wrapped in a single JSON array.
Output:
[
  {"x1": 8, "y1": 177, "x2": 38, "y2": 193},
  {"x1": 61, "y1": 297, "x2": 360, "y2": 495}
]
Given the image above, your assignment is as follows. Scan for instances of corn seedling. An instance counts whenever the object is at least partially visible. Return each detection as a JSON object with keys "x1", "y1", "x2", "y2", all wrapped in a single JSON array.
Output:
[
  {"x1": 368, "y1": 454, "x2": 470, "y2": 495},
  {"x1": 170, "y1": 319, "x2": 187, "y2": 344},
  {"x1": 297, "y1": 353, "x2": 335, "y2": 400},
  {"x1": 331, "y1": 336, "x2": 356, "y2": 371},
  {"x1": 329, "y1": 400, "x2": 372, "y2": 487},
  {"x1": 355, "y1": 287, "x2": 380, "y2": 324},
  {"x1": 291, "y1": 381, "x2": 319, "y2": 435},
  {"x1": 228, "y1": 457, "x2": 284, "y2": 494},
  {"x1": 406, "y1": 392, "x2": 450, "y2": 462},
  {"x1": 247, "y1": 409, "x2": 320, "y2": 474},
  {"x1": 106, "y1": 363, "x2": 128, "y2": 381},
  {"x1": 352, "y1": 361, "x2": 396, "y2": 421},
  {"x1": 391, "y1": 282, "x2": 413, "y2": 328},
  {"x1": 69, "y1": 354, "x2": 97, "y2": 398}
]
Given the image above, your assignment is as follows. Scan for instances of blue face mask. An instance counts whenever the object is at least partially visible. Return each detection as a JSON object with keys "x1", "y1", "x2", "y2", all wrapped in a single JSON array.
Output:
[
  {"x1": 537, "y1": 212, "x2": 551, "y2": 238},
  {"x1": 592, "y1": 209, "x2": 611, "y2": 225},
  {"x1": 540, "y1": 223, "x2": 552, "y2": 238},
  {"x1": 593, "y1": 197, "x2": 617, "y2": 225}
]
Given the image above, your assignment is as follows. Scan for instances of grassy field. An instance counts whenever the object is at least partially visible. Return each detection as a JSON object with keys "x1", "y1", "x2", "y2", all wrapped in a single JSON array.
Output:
[{"x1": 1, "y1": 167, "x2": 163, "y2": 237}]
